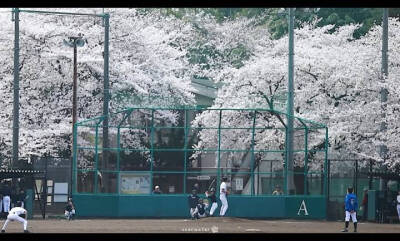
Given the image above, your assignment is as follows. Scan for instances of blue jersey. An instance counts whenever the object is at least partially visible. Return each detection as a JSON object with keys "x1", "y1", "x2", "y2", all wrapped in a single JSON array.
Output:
[{"x1": 345, "y1": 193, "x2": 358, "y2": 212}]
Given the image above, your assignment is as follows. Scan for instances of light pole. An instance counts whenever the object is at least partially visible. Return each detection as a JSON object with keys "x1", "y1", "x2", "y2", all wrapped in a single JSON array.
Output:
[{"x1": 63, "y1": 36, "x2": 85, "y2": 198}]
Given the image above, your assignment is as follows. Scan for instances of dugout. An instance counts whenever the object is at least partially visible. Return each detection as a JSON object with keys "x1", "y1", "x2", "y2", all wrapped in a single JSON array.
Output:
[
  {"x1": 72, "y1": 106, "x2": 328, "y2": 219},
  {"x1": 0, "y1": 169, "x2": 44, "y2": 219}
]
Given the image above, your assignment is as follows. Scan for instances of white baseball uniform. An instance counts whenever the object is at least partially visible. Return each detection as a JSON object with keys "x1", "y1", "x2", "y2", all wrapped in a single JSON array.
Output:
[
  {"x1": 396, "y1": 195, "x2": 400, "y2": 221},
  {"x1": 219, "y1": 182, "x2": 228, "y2": 216},
  {"x1": 345, "y1": 210, "x2": 357, "y2": 222},
  {"x1": 2, "y1": 195, "x2": 10, "y2": 213},
  {"x1": 2, "y1": 207, "x2": 28, "y2": 231}
]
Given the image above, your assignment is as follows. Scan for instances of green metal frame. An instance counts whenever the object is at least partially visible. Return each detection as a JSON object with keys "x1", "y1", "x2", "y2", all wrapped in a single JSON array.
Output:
[{"x1": 73, "y1": 106, "x2": 328, "y2": 197}]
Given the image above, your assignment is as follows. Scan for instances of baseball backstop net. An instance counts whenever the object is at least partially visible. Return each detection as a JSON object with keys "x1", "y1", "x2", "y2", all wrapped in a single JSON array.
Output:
[{"x1": 72, "y1": 105, "x2": 328, "y2": 218}]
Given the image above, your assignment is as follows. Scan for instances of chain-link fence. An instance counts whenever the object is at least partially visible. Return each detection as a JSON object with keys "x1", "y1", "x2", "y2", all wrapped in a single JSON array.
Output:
[{"x1": 327, "y1": 158, "x2": 399, "y2": 222}]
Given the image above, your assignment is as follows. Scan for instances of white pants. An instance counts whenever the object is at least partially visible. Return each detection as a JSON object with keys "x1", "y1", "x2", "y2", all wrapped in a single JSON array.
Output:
[
  {"x1": 2, "y1": 196, "x2": 10, "y2": 213},
  {"x1": 397, "y1": 205, "x2": 400, "y2": 220},
  {"x1": 65, "y1": 210, "x2": 75, "y2": 219},
  {"x1": 345, "y1": 211, "x2": 357, "y2": 222},
  {"x1": 190, "y1": 208, "x2": 197, "y2": 218},
  {"x1": 2, "y1": 214, "x2": 27, "y2": 231},
  {"x1": 209, "y1": 202, "x2": 218, "y2": 216},
  {"x1": 219, "y1": 194, "x2": 228, "y2": 216}
]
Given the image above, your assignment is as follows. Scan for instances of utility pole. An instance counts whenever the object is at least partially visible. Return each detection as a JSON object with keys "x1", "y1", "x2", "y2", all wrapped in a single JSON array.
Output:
[
  {"x1": 379, "y1": 8, "x2": 389, "y2": 191},
  {"x1": 101, "y1": 13, "x2": 110, "y2": 192},
  {"x1": 63, "y1": 36, "x2": 85, "y2": 198},
  {"x1": 286, "y1": 8, "x2": 295, "y2": 195},
  {"x1": 12, "y1": 8, "x2": 20, "y2": 168}
]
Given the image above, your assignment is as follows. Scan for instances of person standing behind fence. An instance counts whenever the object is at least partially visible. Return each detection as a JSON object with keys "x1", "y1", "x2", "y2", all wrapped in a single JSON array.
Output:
[
  {"x1": 361, "y1": 188, "x2": 368, "y2": 222},
  {"x1": 219, "y1": 177, "x2": 229, "y2": 217},
  {"x1": 396, "y1": 191, "x2": 400, "y2": 222},
  {"x1": 152, "y1": 186, "x2": 163, "y2": 194},
  {"x1": 2, "y1": 182, "x2": 11, "y2": 216},
  {"x1": 341, "y1": 187, "x2": 358, "y2": 233},
  {"x1": 272, "y1": 185, "x2": 283, "y2": 195}
]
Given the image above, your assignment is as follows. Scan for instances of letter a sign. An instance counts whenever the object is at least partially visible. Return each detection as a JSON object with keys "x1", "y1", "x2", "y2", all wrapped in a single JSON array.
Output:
[{"x1": 297, "y1": 200, "x2": 309, "y2": 216}]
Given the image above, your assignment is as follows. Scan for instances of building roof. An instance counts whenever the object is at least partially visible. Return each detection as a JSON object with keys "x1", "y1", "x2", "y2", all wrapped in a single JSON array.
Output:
[{"x1": 0, "y1": 169, "x2": 44, "y2": 179}]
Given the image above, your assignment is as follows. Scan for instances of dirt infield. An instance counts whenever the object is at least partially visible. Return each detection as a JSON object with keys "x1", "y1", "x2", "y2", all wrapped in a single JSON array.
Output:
[{"x1": 1, "y1": 217, "x2": 399, "y2": 233}]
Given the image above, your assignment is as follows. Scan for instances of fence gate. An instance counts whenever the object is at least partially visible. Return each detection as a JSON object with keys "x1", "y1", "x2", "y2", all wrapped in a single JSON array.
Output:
[{"x1": 33, "y1": 156, "x2": 71, "y2": 218}]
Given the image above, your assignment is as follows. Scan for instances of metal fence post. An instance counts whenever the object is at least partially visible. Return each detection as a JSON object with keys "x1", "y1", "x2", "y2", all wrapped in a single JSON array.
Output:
[{"x1": 12, "y1": 8, "x2": 20, "y2": 167}]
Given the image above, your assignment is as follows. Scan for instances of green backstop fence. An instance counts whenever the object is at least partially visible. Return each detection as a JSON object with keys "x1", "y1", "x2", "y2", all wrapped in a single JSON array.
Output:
[{"x1": 72, "y1": 106, "x2": 328, "y2": 218}]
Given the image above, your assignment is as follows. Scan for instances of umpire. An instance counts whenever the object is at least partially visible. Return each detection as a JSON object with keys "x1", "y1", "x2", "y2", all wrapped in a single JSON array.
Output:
[{"x1": 188, "y1": 189, "x2": 199, "y2": 220}]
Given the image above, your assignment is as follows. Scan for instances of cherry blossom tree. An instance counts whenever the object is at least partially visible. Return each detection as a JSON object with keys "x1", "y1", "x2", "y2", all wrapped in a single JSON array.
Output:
[
  {"x1": 0, "y1": 8, "x2": 196, "y2": 168},
  {"x1": 192, "y1": 18, "x2": 400, "y2": 173}
]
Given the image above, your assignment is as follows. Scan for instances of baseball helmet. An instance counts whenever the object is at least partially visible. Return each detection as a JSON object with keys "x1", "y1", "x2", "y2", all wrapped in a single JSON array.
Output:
[{"x1": 210, "y1": 188, "x2": 216, "y2": 192}]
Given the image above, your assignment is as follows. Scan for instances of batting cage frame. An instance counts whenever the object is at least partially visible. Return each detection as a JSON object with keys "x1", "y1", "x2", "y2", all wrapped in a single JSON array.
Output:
[{"x1": 72, "y1": 106, "x2": 328, "y2": 218}]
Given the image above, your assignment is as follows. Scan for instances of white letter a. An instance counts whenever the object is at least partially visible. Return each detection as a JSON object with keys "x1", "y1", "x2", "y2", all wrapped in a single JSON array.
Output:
[{"x1": 297, "y1": 200, "x2": 309, "y2": 216}]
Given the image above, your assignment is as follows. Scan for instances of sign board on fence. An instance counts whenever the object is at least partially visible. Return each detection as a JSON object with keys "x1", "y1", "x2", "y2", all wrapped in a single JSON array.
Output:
[
  {"x1": 235, "y1": 178, "x2": 243, "y2": 191},
  {"x1": 120, "y1": 173, "x2": 151, "y2": 194},
  {"x1": 197, "y1": 175, "x2": 210, "y2": 180}
]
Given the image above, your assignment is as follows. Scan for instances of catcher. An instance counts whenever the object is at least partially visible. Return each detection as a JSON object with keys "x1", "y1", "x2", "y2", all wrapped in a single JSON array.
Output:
[{"x1": 192, "y1": 198, "x2": 209, "y2": 219}]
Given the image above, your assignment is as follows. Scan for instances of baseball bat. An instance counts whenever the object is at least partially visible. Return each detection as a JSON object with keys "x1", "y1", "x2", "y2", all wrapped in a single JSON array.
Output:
[{"x1": 207, "y1": 178, "x2": 216, "y2": 191}]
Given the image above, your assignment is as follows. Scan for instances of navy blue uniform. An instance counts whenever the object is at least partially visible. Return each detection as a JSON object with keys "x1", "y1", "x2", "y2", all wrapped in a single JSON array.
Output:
[
  {"x1": 196, "y1": 203, "x2": 207, "y2": 216},
  {"x1": 207, "y1": 193, "x2": 217, "y2": 203},
  {"x1": 188, "y1": 194, "x2": 199, "y2": 209}
]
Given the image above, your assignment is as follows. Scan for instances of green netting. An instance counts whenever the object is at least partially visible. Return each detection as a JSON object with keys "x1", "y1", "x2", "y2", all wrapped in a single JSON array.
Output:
[{"x1": 73, "y1": 106, "x2": 328, "y2": 196}]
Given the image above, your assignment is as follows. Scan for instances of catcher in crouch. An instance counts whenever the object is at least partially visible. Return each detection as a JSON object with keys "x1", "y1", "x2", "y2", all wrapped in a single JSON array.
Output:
[{"x1": 192, "y1": 198, "x2": 209, "y2": 219}]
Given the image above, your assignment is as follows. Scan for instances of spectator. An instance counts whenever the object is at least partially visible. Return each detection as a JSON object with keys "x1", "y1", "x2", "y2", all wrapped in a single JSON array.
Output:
[
  {"x1": 272, "y1": 185, "x2": 283, "y2": 195},
  {"x1": 193, "y1": 183, "x2": 200, "y2": 192},
  {"x1": 396, "y1": 191, "x2": 400, "y2": 222},
  {"x1": 152, "y1": 186, "x2": 163, "y2": 194},
  {"x1": 360, "y1": 188, "x2": 368, "y2": 221},
  {"x1": 0, "y1": 193, "x2": 2, "y2": 218}
]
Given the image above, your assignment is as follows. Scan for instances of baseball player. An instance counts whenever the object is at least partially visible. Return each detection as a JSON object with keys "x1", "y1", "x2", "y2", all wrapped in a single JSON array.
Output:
[
  {"x1": 1, "y1": 201, "x2": 30, "y2": 233},
  {"x1": 341, "y1": 187, "x2": 358, "y2": 233},
  {"x1": 396, "y1": 191, "x2": 400, "y2": 221},
  {"x1": 192, "y1": 199, "x2": 209, "y2": 219},
  {"x1": 205, "y1": 188, "x2": 218, "y2": 216},
  {"x1": 64, "y1": 198, "x2": 76, "y2": 220},
  {"x1": 188, "y1": 189, "x2": 200, "y2": 220},
  {"x1": 2, "y1": 182, "x2": 11, "y2": 215},
  {"x1": 219, "y1": 177, "x2": 229, "y2": 216}
]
